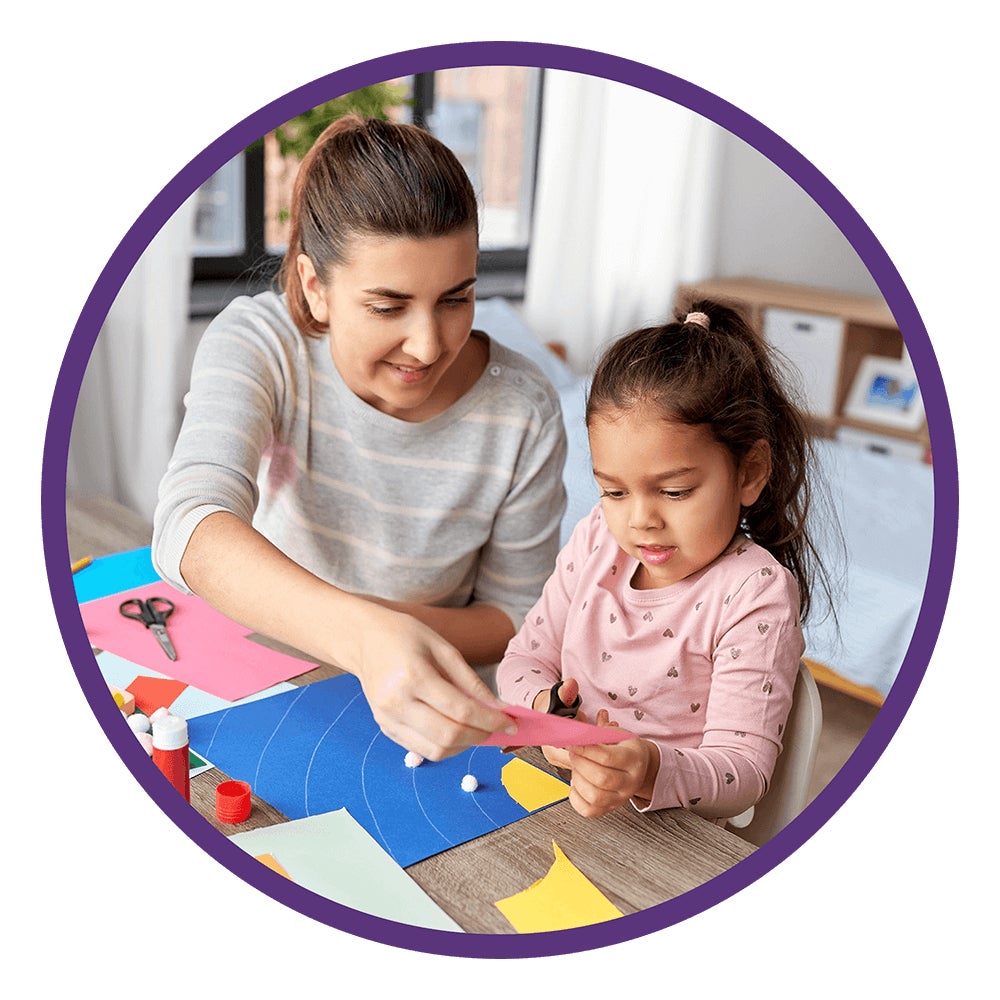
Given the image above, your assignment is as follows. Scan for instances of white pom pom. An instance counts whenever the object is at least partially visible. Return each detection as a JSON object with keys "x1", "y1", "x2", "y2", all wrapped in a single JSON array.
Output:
[
  {"x1": 127, "y1": 713, "x2": 151, "y2": 735},
  {"x1": 461, "y1": 773, "x2": 479, "y2": 793},
  {"x1": 404, "y1": 751, "x2": 424, "y2": 769},
  {"x1": 136, "y1": 731, "x2": 154, "y2": 755}
]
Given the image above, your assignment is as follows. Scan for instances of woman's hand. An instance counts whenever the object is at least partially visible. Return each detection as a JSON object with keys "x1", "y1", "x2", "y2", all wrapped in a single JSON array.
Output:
[
  {"x1": 354, "y1": 606, "x2": 517, "y2": 761},
  {"x1": 179, "y1": 513, "x2": 515, "y2": 762},
  {"x1": 565, "y1": 711, "x2": 660, "y2": 818}
]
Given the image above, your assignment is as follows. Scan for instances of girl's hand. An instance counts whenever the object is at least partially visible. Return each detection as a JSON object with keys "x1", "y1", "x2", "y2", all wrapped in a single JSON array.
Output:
[
  {"x1": 566, "y1": 711, "x2": 660, "y2": 818},
  {"x1": 533, "y1": 679, "x2": 580, "y2": 770},
  {"x1": 354, "y1": 608, "x2": 516, "y2": 761}
]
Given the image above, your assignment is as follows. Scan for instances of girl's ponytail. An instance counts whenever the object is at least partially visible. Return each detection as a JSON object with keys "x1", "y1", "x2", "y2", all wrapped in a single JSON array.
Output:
[{"x1": 587, "y1": 297, "x2": 837, "y2": 624}]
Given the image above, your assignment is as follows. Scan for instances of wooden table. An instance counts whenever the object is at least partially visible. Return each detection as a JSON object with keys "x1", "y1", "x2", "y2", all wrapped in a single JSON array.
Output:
[{"x1": 65, "y1": 496, "x2": 756, "y2": 934}]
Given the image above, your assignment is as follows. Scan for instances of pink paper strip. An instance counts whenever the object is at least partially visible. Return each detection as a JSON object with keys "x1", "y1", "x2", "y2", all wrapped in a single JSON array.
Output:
[
  {"x1": 79, "y1": 582, "x2": 316, "y2": 701},
  {"x1": 481, "y1": 704, "x2": 635, "y2": 749}
]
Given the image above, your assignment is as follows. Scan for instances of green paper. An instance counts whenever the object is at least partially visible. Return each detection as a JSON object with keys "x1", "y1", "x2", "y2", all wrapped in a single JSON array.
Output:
[{"x1": 229, "y1": 808, "x2": 462, "y2": 932}]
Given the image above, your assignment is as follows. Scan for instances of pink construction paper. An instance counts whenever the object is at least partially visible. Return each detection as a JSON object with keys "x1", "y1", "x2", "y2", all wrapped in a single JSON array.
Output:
[
  {"x1": 79, "y1": 582, "x2": 317, "y2": 701},
  {"x1": 481, "y1": 704, "x2": 636, "y2": 749}
]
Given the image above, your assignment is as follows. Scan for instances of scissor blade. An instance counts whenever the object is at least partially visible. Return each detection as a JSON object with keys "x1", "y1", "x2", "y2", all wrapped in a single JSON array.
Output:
[{"x1": 150, "y1": 624, "x2": 177, "y2": 661}]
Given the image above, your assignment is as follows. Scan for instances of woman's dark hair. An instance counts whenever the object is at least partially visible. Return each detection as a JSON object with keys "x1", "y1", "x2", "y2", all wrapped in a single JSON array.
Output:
[
  {"x1": 586, "y1": 298, "x2": 834, "y2": 623},
  {"x1": 277, "y1": 114, "x2": 479, "y2": 337}
]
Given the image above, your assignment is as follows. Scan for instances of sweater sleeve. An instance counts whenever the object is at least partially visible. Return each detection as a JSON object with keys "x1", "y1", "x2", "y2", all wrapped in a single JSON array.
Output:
[
  {"x1": 469, "y1": 380, "x2": 568, "y2": 631},
  {"x1": 151, "y1": 296, "x2": 291, "y2": 592},
  {"x1": 637, "y1": 563, "x2": 804, "y2": 818}
]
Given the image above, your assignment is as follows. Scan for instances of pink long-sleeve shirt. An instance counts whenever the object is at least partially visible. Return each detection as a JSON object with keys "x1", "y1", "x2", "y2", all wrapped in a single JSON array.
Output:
[{"x1": 496, "y1": 505, "x2": 804, "y2": 817}]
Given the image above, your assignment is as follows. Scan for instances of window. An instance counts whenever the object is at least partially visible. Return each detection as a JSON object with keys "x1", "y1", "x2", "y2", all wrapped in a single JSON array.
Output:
[{"x1": 191, "y1": 68, "x2": 543, "y2": 316}]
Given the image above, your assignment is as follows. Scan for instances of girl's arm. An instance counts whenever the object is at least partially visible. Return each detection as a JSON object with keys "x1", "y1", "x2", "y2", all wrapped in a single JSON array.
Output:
[
  {"x1": 180, "y1": 511, "x2": 515, "y2": 761},
  {"x1": 567, "y1": 563, "x2": 803, "y2": 820},
  {"x1": 633, "y1": 567, "x2": 803, "y2": 818}
]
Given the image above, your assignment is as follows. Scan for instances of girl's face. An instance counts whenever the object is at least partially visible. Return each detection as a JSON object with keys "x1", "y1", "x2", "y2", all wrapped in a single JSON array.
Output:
[
  {"x1": 298, "y1": 229, "x2": 480, "y2": 421},
  {"x1": 588, "y1": 404, "x2": 770, "y2": 590}
]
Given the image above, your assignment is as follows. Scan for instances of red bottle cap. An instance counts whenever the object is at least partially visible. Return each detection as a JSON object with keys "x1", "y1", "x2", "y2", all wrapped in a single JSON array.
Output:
[{"x1": 215, "y1": 780, "x2": 252, "y2": 824}]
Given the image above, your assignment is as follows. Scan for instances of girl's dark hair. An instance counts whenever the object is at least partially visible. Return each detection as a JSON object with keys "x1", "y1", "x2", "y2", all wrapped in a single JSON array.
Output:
[
  {"x1": 586, "y1": 298, "x2": 833, "y2": 623},
  {"x1": 277, "y1": 114, "x2": 479, "y2": 337}
]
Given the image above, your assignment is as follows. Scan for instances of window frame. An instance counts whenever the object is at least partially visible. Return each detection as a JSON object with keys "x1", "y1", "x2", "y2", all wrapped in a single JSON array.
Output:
[{"x1": 190, "y1": 70, "x2": 543, "y2": 316}]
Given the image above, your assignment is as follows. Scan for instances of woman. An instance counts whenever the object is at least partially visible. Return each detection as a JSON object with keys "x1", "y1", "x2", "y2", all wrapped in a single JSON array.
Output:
[{"x1": 153, "y1": 115, "x2": 566, "y2": 760}]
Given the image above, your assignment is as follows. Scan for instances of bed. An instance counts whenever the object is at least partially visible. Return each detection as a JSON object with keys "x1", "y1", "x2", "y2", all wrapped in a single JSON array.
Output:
[{"x1": 475, "y1": 296, "x2": 934, "y2": 705}]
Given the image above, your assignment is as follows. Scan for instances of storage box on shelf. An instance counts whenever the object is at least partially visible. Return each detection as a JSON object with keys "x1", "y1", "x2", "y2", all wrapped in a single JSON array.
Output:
[{"x1": 674, "y1": 277, "x2": 929, "y2": 457}]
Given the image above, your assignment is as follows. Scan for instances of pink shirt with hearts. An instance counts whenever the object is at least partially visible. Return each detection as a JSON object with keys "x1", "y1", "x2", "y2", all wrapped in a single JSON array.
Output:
[{"x1": 496, "y1": 504, "x2": 804, "y2": 817}]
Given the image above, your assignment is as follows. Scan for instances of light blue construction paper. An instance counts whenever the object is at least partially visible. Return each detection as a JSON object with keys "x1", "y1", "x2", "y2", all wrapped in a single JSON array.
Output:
[
  {"x1": 170, "y1": 679, "x2": 298, "y2": 719},
  {"x1": 95, "y1": 651, "x2": 297, "y2": 717},
  {"x1": 188, "y1": 673, "x2": 568, "y2": 868},
  {"x1": 95, "y1": 650, "x2": 170, "y2": 690},
  {"x1": 73, "y1": 546, "x2": 161, "y2": 603},
  {"x1": 229, "y1": 808, "x2": 463, "y2": 932}
]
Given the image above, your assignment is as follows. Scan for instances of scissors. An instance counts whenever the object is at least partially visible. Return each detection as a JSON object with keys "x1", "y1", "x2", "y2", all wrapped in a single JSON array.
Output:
[
  {"x1": 542, "y1": 680, "x2": 581, "y2": 719},
  {"x1": 119, "y1": 596, "x2": 177, "y2": 661}
]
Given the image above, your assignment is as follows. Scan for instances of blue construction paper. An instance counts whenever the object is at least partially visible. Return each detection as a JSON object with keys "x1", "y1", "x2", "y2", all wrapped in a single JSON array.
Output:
[
  {"x1": 188, "y1": 674, "x2": 568, "y2": 868},
  {"x1": 74, "y1": 547, "x2": 161, "y2": 603}
]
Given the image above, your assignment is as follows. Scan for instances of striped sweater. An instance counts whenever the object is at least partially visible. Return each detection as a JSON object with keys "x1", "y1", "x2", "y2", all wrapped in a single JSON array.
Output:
[{"x1": 152, "y1": 291, "x2": 567, "y2": 630}]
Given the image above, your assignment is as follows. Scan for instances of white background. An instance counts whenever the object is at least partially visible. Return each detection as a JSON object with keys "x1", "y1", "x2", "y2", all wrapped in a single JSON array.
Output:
[{"x1": 8, "y1": 3, "x2": 992, "y2": 993}]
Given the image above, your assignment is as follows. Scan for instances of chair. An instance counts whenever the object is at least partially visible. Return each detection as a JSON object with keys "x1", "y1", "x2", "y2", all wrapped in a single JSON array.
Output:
[{"x1": 727, "y1": 661, "x2": 823, "y2": 847}]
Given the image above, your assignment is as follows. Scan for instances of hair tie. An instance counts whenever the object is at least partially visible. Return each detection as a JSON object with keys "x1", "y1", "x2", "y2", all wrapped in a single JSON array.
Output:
[{"x1": 684, "y1": 311, "x2": 710, "y2": 330}]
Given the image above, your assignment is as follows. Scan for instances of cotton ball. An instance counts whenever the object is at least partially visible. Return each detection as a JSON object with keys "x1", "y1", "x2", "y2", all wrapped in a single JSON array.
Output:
[
  {"x1": 127, "y1": 713, "x2": 151, "y2": 735},
  {"x1": 135, "y1": 731, "x2": 154, "y2": 755},
  {"x1": 461, "y1": 773, "x2": 479, "y2": 793},
  {"x1": 404, "y1": 751, "x2": 424, "y2": 769}
]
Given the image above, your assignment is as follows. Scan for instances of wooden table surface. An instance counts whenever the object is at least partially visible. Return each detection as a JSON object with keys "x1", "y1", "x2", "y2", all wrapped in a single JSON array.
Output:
[{"x1": 65, "y1": 495, "x2": 756, "y2": 934}]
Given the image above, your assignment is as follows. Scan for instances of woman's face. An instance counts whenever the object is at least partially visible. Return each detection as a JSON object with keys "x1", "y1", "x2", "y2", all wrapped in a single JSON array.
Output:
[{"x1": 298, "y1": 229, "x2": 480, "y2": 421}]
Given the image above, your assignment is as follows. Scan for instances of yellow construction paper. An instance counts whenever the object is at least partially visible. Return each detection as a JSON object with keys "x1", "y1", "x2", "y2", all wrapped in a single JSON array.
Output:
[
  {"x1": 495, "y1": 841, "x2": 623, "y2": 932},
  {"x1": 500, "y1": 757, "x2": 569, "y2": 811},
  {"x1": 255, "y1": 853, "x2": 294, "y2": 880}
]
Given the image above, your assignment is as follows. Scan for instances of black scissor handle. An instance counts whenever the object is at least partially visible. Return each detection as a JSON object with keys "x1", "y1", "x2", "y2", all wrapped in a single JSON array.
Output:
[
  {"x1": 119, "y1": 597, "x2": 148, "y2": 622},
  {"x1": 144, "y1": 597, "x2": 175, "y2": 622},
  {"x1": 119, "y1": 596, "x2": 175, "y2": 626},
  {"x1": 544, "y1": 680, "x2": 581, "y2": 719}
]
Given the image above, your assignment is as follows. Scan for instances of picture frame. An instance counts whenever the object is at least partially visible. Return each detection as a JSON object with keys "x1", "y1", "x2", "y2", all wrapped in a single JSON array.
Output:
[{"x1": 843, "y1": 354, "x2": 925, "y2": 431}]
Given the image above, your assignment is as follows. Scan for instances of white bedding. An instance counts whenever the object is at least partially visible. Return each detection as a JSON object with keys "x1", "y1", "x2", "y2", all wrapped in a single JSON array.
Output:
[{"x1": 476, "y1": 297, "x2": 933, "y2": 698}]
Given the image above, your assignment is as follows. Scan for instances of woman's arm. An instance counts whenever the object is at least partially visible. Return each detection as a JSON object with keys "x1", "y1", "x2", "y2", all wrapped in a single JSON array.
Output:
[
  {"x1": 370, "y1": 598, "x2": 515, "y2": 667},
  {"x1": 180, "y1": 511, "x2": 515, "y2": 759}
]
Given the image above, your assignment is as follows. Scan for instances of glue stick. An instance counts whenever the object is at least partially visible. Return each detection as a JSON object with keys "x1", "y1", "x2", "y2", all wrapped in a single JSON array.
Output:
[{"x1": 151, "y1": 713, "x2": 190, "y2": 802}]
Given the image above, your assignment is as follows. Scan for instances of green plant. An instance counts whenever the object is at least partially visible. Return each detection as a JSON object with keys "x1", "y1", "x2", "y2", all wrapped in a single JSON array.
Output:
[{"x1": 273, "y1": 82, "x2": 412, "y2": 161}]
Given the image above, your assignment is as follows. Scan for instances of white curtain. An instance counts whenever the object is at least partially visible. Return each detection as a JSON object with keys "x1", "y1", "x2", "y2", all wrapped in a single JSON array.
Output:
[
  {"x1": 523, "y1": 70, "x2": 723, "y2": 375},
  {"x1": 67, "y1": 196, "x2": 196, "y2": 523}
]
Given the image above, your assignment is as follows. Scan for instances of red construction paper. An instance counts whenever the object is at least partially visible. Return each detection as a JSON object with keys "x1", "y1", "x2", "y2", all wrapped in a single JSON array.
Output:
[
  {"x1": 480, "y1": 704, "x2": 636, "y2": 749},
  {"x1": 126, "y1": 675, "x2": 189, "y2": 716},
  {"x1": 79, "y1": 582, "x2": 316, "y2": 701}
]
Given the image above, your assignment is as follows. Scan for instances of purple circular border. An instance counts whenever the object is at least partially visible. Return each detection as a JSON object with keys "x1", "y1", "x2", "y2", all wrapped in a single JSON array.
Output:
[{"x1": 41, "y1": 41, "x2": 957, "y2": 959}]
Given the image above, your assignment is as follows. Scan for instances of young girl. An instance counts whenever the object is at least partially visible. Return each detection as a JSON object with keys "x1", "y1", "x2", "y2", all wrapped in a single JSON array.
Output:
[
  {"x1": 152, "y1": 115, "x2": 567, "y2": 761},
  {"x1": 497, "y1": 300, "x2": 822, "y2": 822}
]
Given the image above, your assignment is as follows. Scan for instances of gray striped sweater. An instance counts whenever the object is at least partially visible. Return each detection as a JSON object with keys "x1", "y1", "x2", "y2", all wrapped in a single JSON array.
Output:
[{"x1": 152, "y1": 291, "x2": 567, "y2": 630}]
